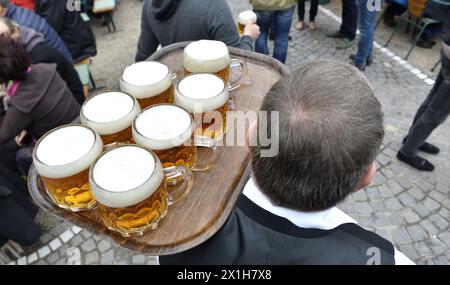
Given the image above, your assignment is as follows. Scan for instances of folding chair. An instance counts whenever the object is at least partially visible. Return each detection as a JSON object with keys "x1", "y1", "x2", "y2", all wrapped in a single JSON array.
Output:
[
  {"x1": 385, "y1": 0, "x2": 442, "y2": 60},
  {"x1": 93, "y1": 0, "x2": 117, "y2": 33}
]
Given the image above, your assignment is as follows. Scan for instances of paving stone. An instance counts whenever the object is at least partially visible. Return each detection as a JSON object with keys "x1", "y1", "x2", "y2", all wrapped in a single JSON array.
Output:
[
  {"x1": 69, "y1": 235, "x2": 84, "y2": 247},
  {"x1": 413, "y1": 202, "x2": 432, "y2": 218},
  {"x1": 407, "y1": 225, "x2": 428, "y2": 242},
  {"x1": 384, "y1": 197, "x2": 403, "y2": 211},
  {"x1": 49, "y1": 238, "x2": 63, "y2": 251},
  {"x1": 420, "y1": 220, "x2": 440, "y2": 237},
  {"x1": 352, "y1": 190, "x2": 368, "y2": 202},
  {"x1": 46, "y1": 252, "x2": 60, "y2": 264},
  {"x1": 101, "y1": 249, "x2": 115, "y2": 265},
  {"x1": 403, "y1": 208, "x2": 421, "y2": 224},
  {"x1": 81, "y1": 230, "x2": 93, "y2": 240},
  {"x1": 27, "y1": 253, "x2": 38, "y2": 264},
  {"x1": 59, "y1": 230, "x2": 74, "y2": 243},
  {"x1": 391, "y1": 227, "x2": 412, "y2": 245},
  {"x1": 131, "y1": 254, "x2": 146, "y2": 264},
  {"x1": 98, "y1": 240, "x2": 112, "y2": 253},
  {"x1": 84, "y1": 251, "x2": 100, "y2": 265},
  {"x1": 429, "y1": 214, "x2": 449, "y2": 231},
  {"x1": 81, "y1": 239, "x2": 96, "y2": 253},
  {"x1": 354, "y1": 202, "x2": 372, "y2": 214},
  {"x1": 423, "y1": 197, "x2": 441, "y2": 212},
  {"x1": 38, "y1": 246, "x2": 51, "y2": 259},
  {"x1": 397, "y1": 192, "x2": 416, "y2": 207}
]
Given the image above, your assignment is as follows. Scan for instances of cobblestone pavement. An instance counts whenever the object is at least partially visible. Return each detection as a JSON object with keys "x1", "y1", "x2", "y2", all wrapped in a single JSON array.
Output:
[{"x1": 2, "y1": 0, "x2": 449, "y2": 265}]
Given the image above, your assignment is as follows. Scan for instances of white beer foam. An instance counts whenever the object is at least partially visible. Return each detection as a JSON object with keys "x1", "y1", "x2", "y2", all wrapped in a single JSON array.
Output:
[
  {"x1": 90, "y1": 146, "x2": 163, "y2": 208},
  {"x1": 175, "y1": 74, "x2": 229, "y2": 113},
  {"x1": 133, "y1": 105, "x2": 193, "y2": 150},
  {"x1": 34, "y1": 125, "x2": 103, "y2": 179},
  {"x1": 120, "y1": 61, "x2": 172, "y2": 99},
  {"x1": 183, "y1": 40, "x2": 230, "y2": 73},
  {"x1": 81, "y1": 92, "x2": 141, "y2": 135},
  {"x1": 238, "y1": 10, "x2": 257, "y2": 25}
]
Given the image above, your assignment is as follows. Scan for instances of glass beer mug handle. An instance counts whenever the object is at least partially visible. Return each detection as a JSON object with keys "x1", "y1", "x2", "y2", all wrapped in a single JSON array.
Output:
[
  {"x1": 191, "y1": 135, "x2": 220, "y2": 172},
  {"x1": 163, "y1": 165, "x2": 194, "y2": 205},
  {"x1": 228, "y1": 58, "x2": 246, "y2": 92}
]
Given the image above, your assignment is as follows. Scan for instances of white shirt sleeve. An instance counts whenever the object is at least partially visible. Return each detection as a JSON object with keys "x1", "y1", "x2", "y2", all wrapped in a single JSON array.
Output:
[{"x1": 394, "y1": 249, "x2": 415, "y2": 265}]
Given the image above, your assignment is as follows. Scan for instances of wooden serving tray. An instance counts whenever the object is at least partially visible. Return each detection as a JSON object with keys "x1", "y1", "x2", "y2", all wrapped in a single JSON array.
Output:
[{"x1": 28, "y1": 42, "x2": 290, "y2": 255}]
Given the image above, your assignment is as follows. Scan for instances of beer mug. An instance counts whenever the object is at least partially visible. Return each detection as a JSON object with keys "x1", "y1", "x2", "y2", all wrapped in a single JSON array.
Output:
[
  {"x1": 174, "y1": 73, "x2": 229, "y2": 141},
  {"x1": 120, "y1": 61, "x2": 174, "y2": 109},
  {"x1": 183, "y1": 40, "x2": 245, "y2": 91},
  {"x1": 89, "y1": 145, "x2": 193, "y2": 237},
  {"x1": 80, "y1": 91, "x2": 141, "y2": 146},
  {"x1": 33, "y1": 125, "x2": 103, "y2": 211},
  {"x1": 132, "y1": 104, "x2": 220, "y2": 172},
  {"x1": 237, "y1": 10, "x2": 257, "y2": 35}
]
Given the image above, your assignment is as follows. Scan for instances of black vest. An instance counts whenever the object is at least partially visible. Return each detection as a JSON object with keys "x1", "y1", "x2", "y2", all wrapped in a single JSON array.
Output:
[{"x1": 160, "y1": 195, "x2": 395, "y2": 265}]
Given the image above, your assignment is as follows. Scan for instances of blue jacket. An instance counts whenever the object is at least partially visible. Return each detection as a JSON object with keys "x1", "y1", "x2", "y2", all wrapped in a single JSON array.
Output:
[{"x1": 6, "y1": 4, "x2": 73, "y2": 63}]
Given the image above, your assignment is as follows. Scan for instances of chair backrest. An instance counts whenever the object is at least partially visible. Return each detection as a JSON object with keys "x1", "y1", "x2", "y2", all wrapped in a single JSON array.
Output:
[
  {"x1": 93, "y1": 0, "x2": 116, "y2": 14},
  {"x1": 408, "y1": 0, "x2": 428, "y2": 18}
]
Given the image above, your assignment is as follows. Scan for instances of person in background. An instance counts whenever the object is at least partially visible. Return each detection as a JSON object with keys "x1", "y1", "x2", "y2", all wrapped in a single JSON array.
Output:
[
  {"x1": 0, "y1": 36, "x2": 80, "y2": 171},
  {"x1": 327, "y1": 0, "x2": 358, "y2": 49},
  {"x1": 251, "y1": 0, "x2": 297, "y2": 64},
  {"x1": 0, "y1": 17, "x2": 85, "y2": 104},
  {"x1": 397, "y1": 8, "x2": 450, "y2": 171},
  {"x1": 136, "y1": 0, "x2": 260, "y2": 62},
  {"x1": 0, "y1": 0, "x2": 73, "y2": 63},
  {"x1": 10, "y1": 0, "x2": 34, "y2": 10},
  {"x1": 160, "y1": 60, "x2": 414, "y2": 265},
  {"x1": 350, "y1": 0, "x2": 379, "y2": 71},
  {"x1": 295, "y1": 0, "x2": 319, "y2": 31},
  {"x1": 0, "y1": 163, "x2": 42, "y2": 248},
  {"x1": 35, "y1": 0, "x2": 97, "y2": 63},
  {"x1": 382, "y1": 0, "x2": 406, "y2": 28}
]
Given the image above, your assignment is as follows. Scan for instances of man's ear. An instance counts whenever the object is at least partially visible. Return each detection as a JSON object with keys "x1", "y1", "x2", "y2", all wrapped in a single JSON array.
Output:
[{"x1": 354, "y1": 162, "x2": 376, "y2": 192}]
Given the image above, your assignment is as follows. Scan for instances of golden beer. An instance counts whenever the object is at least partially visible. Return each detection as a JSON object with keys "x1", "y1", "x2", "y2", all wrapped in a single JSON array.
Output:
[
  {"x1": 175, "y1": 73, "x2": 229, "y2": 140},
  {"x1": 98, "y1": 183, "x2": 168, "y2": 235},
  {"x1": 183, "y1": 40, "x2": 231, "y2": 83},
  {"x1": 184, "y1": 66, "x2": 230, "y2": 85},
  {"x1": 120, "y1": 61, "x2": 174, "y2": 109},
  {"x1": 238, "y1": 23, "x2": 246, "y2": 35},
  {"x1": 80, "y1": 91, "x2": 141, "y2": 146},
  {"x1": 133, "y1": 104, "x2": 219, "y2": 172},
  {"x1": 237, "y1": 10, "x2": 257, "y2": 35},
  {"x1": 90, "y1": 145, "x2": 193, "y2": 237},
  {"x1": 33, "y1": 125, "x2": 103, "y2": 211}
]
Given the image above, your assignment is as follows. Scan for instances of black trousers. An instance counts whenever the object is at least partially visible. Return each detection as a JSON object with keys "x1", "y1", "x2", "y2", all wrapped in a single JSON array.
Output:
[
  {"x1": 298, "y1": 0, "x2": 319, "y2": 22},
  {"x1": 401, "y1": 53, "x2": 450, "y2": 156},
  {"x1": 339, "y1": 0, "x2": 358, "y2": 41},
  {"x1": 383, "y1": 3, "x2": 406, "y2": 21},
  {"x1": 0, "y1": 164, "x2": 41, "y2": 247}
]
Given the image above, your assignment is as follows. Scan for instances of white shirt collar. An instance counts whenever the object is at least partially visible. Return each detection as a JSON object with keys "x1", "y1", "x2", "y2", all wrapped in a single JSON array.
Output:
[{"x1": 243, "y1": 177, "x2": 357, "y2": 230}]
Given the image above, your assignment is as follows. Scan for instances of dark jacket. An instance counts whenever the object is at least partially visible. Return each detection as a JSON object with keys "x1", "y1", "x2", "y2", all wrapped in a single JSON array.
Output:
[
  {"x1": 35, "y1": 0, "x2": 97, "y2": 63},
  {"x1": 0, "y1": 63, "x2": 80, "y2": 151},
  {"x1": 5, "y1": 3, "x2": 73, "y2": 63},
  {"x1": 20, "y1": 26, "x2": 85, "y2": 104},
  {"x1": 136, "y1": 0, "x2": 254, "y2": 62},
  {"x1": 160, "y1": 195, "x2": 396, "y2": 265},
  {"x1": 0, "y1": 163, "x2": 41, "y2": 247}
]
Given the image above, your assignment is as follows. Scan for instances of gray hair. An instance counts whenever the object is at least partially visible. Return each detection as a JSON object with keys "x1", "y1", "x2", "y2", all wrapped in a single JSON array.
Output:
[{"x1": 251, "y1": 60, "x2": 384, "y2": 212}]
